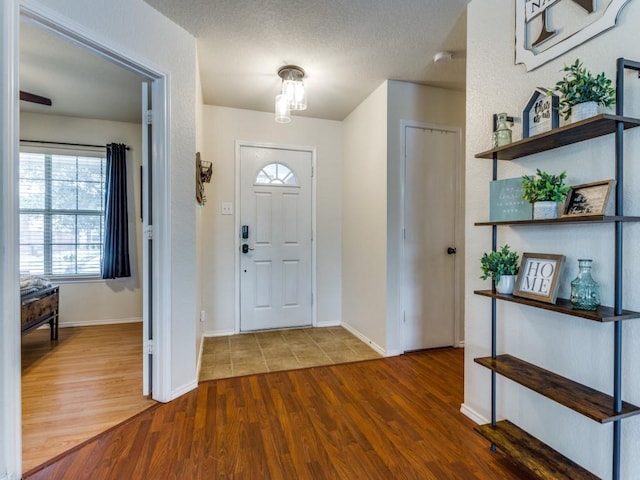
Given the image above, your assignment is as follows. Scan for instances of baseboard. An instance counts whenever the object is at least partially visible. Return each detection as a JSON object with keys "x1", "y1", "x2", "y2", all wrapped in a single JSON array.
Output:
[
  {"x1": 460, "y1": 403, "x2": 489, "y2": 425},
  {"x1": 59, "y1": 317, "x2": 143, "y2": 328},
  {"x1": 340, "y1": 322, "x2": 387, "y2": 357},
  {"x1": 203, "y1": 329, "x2": 235, "y2": 337},
  {"x1": 171, "y1": 380, "x2": 198, "y2": 400},
  {"x1": 315, "y1": 320, "x2": 341, "y2": 327},
  {"x1": 457, "y1": 340, "x2": 465, "y2": 348}
]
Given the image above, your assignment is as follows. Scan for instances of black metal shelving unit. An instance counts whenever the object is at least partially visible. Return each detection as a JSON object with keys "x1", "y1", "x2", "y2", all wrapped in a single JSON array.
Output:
[{"x1": 473, "y1": 58, "x2": 640, "y2": 480}]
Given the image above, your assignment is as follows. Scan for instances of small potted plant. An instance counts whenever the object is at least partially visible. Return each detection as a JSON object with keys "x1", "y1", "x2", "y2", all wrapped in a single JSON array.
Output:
[
  {"x1": 480, "y1": 244, "x2": 520, "y2": 294},
  {"x1": 550, "y1": 59, "x2": 615, "y2": 122},
  {"x1": 521, "y1": 168, "x2": 570, "y2": 220}
]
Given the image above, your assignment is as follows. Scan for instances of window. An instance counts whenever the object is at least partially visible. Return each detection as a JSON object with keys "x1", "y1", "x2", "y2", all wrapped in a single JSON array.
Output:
[
  {"x1": 255, "y1": 162, "x2": 298, "y2": 186},
  {"x1": 19, "y1": 152, "x2": 106, "y2": 277}
]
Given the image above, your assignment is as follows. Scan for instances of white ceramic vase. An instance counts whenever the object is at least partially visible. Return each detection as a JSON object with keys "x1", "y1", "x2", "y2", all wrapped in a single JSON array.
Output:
[
  {"x1": 533, "y1": 201, "x2": 558, "y2": 220},
  {"x1": 496, "y1": 275, "x2": 516, "y2": 295},
  {"x1": 571, "y1": 101, "x2": 598, "y2": 123}
]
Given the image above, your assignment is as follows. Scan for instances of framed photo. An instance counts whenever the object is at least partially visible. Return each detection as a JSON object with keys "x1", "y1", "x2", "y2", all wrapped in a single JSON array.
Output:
[
  {"x1": 514, "y1": 253, "x2": 565, "y2": 304},
  {"x1": 563, "y1": 180, "x2": 615, "y2": 217},
  {"x1": 522, "y1": 87, "x2": 559, "y2": 138}
]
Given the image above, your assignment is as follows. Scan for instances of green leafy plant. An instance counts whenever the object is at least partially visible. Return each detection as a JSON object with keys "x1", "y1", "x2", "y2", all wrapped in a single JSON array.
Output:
[
  {"x1": 480, "y1": 245, "x2": 519, "y2": 283},
  {"x1": 521, "y1": 169, "x2": 570, "y2": 203},
  {"x1": 550, "y1": 59, "x2": 616, "y2": 121}
]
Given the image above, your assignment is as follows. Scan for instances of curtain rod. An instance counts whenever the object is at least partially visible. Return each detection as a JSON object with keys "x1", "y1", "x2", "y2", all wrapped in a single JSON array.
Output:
[{"x1": 20, "y1": 139, "x2": 130, "y2": 150}]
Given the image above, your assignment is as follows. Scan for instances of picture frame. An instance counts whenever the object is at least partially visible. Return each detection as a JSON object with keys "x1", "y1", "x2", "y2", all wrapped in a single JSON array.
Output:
[
  {"x1": 489, "y1": 177, "x2": 533, "y2": 222},
  {"x1": 513, "y1": 253, "x2": 565, "y2": 304},
  {"x1": 522, "y1": 87, "x2": 559, "y2": 138},
  {"x1": 563, "y1": 180, "x2": 615, "y2": 217}
]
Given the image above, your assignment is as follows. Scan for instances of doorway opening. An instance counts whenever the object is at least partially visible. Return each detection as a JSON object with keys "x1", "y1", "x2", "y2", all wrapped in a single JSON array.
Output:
[
  {"x1": 235, "y1": 142, "x2": 317, "y2": 333},
  {"x1": 11, "y1": 4, "x2": 172, "y2": 474},
  {"x1": 401, "y1": 121, "x2": 464, "y2": 352}
]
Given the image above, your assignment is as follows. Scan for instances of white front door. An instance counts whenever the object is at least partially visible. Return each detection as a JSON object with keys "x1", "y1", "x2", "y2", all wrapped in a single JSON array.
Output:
[
  {"x1": 403, "y1": 124, "x2": 460, "y2": 351},
  {"x1": 239, "y1": 145, "x2": 312, "y2": 332}
]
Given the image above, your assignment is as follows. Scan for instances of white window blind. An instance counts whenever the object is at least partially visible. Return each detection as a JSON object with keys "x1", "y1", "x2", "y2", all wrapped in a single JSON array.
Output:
[{"x1": 19, "y1": 152, "x2": 106, "y2": 277}]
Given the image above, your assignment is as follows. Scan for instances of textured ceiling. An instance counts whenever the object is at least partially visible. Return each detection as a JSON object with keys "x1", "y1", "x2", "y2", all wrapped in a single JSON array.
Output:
[
  {"x1": 19, "y1": 2, "x2": 468, "y2": 124},
  {"x1": 145, "y1": 0, "x2": 469, "y2": 121},
  {"x1": 20, "y1": 20, "x2": 143, "y2": 123}
]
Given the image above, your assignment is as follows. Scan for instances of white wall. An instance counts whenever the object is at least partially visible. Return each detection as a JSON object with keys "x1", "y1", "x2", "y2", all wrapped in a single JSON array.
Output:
[
  {"x1": 465, "y1": 2, "x2": 640, "y2": 479},
  {"x1": 195, "y1": 53, "x2": 205, "y2": 354},
  {"x1": 342, "y1": 82, "x2": 388, "y2": 352},
  {"x1": 201, "y1": 106, "x2": 343, "y2": 335},
  {"x1": 19, "y1": 0, "x2": 198, "y2": 396},
  {"x1": 386, "y1": 80, "x2": 466, "y2": 353},
  {"x1": 20, "y1": 112, "x2": 143, "y2": 327}
]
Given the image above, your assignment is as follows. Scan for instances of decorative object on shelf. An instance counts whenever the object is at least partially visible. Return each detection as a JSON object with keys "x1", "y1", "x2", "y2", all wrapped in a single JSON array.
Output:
[
  {"x1": 515, "y1": 0, "x2": 631, "y2": 71},
  {"x1": 523, "y1": 87, "x2": 559, "y2": 138},
  {"x1": 196, "y1": 152, "x2": 212, "y2": 206},
  {"x1": 492, "y1": 112, "x2": 513, "y2": 147},
  {"x1": 480, "y1": 245, "x2": 520, "y2": 294},
  {"x1": 521, "y1": 169, "x2": 570, "y2": 219},
  {"x1": 490, "y1": 178, "x2": 533, "y2": 222},
  {"x1": 563, "y1": 179, "x2": 615, "y2": 217},
  {"x1": 570, "y1": 259, "x2": 601, "y2": 310},
  {"x1": 550, "y1": 59, "x2": 616, "y2": 122},
  {"x1": 514, "y1": 253, "x2": 565, "y2": 304}
]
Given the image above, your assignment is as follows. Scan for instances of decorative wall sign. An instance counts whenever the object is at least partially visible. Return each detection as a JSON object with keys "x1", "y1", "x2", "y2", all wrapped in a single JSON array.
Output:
[
  {"x1": 514, "y1": 253, "x2": 565, "y2": 303},
  {"x1": 516, "y1": 0, "x2": 632, "y2": 71},
  {"x1": 563, "y1": 179, "x2": 614, "y2": 217},
  {"x1": 522, "y1": 87, "x2": 559, "y2": 138},
  {"x1": 490, "y1": 178, "x2": 533, "y2": 222}
]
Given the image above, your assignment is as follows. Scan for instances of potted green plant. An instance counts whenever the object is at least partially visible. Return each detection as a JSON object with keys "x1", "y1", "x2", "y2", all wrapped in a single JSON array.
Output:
[
  {"x1": 521, "y1": 168, "x2": 570, "y2": 220},
  {"x1": 550, "y1": 59, "x2": 615, "y2": 122},
  {"x1": 480, "y1": 245, "x2": 520, "y2": 294}
]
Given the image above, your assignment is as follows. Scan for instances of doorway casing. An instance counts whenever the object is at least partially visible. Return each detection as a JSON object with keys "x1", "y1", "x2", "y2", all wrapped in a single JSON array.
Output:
[
  {"x1": 399, "y1": 120, "x2": 464, "y2": 351},
  {"x1": 234, "y1": 141, "x2": 318, "y2": 333},
  {"x1": 1, "y1": 1, "x2": 174, "y2": 476}
]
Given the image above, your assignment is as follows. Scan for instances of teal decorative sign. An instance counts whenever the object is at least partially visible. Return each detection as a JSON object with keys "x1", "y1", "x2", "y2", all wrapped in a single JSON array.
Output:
[{"x1": 490, "y1": 178, "x2": 533, "y2": 222}]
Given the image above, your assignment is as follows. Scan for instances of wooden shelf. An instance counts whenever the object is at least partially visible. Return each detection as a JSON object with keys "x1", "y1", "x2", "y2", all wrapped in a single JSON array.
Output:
[
  {"x1": 475, "y1": 114, "x2": 640, "y2": 160},
  {"x1": 475, "y1": 215, "x2": 640, "y2": 227},
  {"x1": 474, "y1": 420, "x2": 600, "y2": 479},
  {"x1": 475, "y1": 355, "x2": 640, "y2": 423},
  {"x1": 474, "y1": 290, "x2": 640, "y2": 322}
]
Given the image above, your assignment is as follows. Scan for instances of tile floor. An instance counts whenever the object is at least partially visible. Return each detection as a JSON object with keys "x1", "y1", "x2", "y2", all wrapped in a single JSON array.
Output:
[{"x1": 199, "y1": 326, "x2": 382, "y2": 382}]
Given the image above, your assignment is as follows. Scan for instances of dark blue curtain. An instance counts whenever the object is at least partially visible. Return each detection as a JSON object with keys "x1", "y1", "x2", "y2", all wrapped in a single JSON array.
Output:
[{"x1": 102, "y1": 143, "x2": 131, "y2": 279}]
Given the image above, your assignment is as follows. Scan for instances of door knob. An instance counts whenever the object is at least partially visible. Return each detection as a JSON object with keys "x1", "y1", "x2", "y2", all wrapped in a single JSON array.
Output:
[{"x1": 447, "y1": 247, "x2": 457, "y2": 255}]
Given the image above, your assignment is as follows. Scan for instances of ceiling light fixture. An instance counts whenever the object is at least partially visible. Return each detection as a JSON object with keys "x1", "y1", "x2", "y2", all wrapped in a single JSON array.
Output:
[{"x1": 275, "y1": 65, "x2": 307, "y2": 123}]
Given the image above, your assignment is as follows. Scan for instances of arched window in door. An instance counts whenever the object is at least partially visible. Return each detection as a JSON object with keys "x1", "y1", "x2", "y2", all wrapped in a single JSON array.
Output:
[{"x1": 255, "y1": 163, "x2": 298, "y2": 186}]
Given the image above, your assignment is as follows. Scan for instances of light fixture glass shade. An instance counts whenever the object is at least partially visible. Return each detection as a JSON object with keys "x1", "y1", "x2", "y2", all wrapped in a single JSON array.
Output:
[
  {"x1": 283, "y1": 79, "x2": 307, "y2": 111},
  {"x1": 274, "y1": 94, "x2": 291, "y2": 123}
]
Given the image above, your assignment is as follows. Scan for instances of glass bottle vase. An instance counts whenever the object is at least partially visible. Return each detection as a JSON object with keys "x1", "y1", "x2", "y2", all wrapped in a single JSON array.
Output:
[
  {"x1": 570, "y1": 259, "x2": 600, "y2": 311},
  {"x1": 493, "y1": 112, "x2": 512, "y2": 147}
]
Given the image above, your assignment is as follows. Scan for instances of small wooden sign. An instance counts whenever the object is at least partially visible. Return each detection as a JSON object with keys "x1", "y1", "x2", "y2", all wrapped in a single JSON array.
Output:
[
  {"x1": 490, "y1": 178, "x2": 533, "y2": 222},
  {"x1": 563, "y1": 180, "x2": 615, "y2": 217},
  {"x1": 523, "y1": 88, "x2": 559, "y2": 138},
  {"x1": 514, "y1": 253, "x2": 565, "y2": 304}
]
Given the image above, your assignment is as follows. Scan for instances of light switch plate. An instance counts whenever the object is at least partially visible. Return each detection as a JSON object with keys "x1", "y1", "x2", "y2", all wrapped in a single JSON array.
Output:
[{"x1": 221, "y1": 202, "x2": 233, "y2": 215}]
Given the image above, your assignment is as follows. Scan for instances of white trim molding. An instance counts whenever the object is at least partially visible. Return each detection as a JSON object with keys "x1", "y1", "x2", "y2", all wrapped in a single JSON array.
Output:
[
  {"x1": 0, "y1": 1, "x2": 22, "y2": 478},
  {"x1": 341, "y1": 322, "x2": 389, "y2": 357},
  {"x1": 460, "y1": 403, "x2": 490, "y2": 425}
]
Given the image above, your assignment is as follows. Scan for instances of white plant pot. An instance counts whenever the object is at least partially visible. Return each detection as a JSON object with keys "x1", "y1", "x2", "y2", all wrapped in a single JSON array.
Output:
[
  {"x1": 571, "y1": 101, "x2": 598, "y2": 123},
  {"x1": 533, "y1": 201, "x2": 558, "y2": 220},
  {"x1": 496, "y1": 275, "x2": 516, "y2": 295}
]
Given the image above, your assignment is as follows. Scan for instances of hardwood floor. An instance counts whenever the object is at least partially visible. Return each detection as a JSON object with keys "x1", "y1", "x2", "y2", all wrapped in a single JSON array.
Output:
[
  {"x1": 22, "y1": 323, "x2": 155, "y2": 473},
  {"x1": 25, "y1": 348, "x2": 534, "y2": 480}
]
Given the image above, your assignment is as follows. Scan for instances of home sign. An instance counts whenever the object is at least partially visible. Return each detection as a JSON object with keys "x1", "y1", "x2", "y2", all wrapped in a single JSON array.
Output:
[{"x1": 516, "y1": 0, "x2": 632, "y2": 71}]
